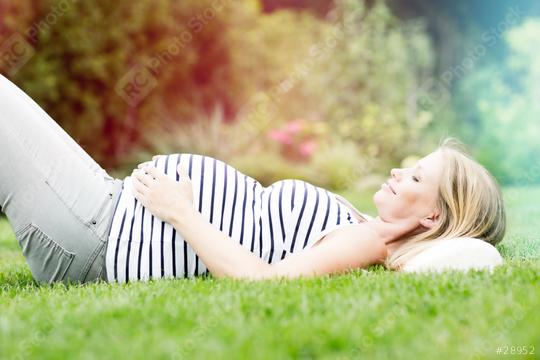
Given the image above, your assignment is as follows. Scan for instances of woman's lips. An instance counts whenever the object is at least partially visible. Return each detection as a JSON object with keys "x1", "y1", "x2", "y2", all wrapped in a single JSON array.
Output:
[{"x1": 383, "y1": 181, "x2": 397, "y2": 194}]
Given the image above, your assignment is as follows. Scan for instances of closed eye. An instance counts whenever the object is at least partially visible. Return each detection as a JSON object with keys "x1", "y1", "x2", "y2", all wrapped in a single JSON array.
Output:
[{"x1": 412, "y1": 176, "x2": 420, "y2": 182}]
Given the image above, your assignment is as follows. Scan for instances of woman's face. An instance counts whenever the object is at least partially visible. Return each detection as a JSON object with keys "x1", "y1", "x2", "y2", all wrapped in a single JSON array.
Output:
[{"x1": 373, "y1": 150, "x2": 445, "y2": 225}]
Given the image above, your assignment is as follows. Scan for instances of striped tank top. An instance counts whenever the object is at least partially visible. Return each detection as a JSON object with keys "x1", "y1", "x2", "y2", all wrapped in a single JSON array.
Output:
[{"x1": 105, "y1": 154, "x2": 372, "y2": 283}]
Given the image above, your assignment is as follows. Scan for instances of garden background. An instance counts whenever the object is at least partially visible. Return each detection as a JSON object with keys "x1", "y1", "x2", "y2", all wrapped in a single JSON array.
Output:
[{"x1": 1, "y1": 0, "x2": 539, "y2": 189}]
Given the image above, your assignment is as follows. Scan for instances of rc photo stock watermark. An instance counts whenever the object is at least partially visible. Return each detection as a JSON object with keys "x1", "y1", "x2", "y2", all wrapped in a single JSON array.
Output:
[
  {"x1": 413, "y1": 5, "x2": 525, "y2": 115},
  {"x1": 0, "y1": 0, "x2": 77, "y2": 76}
]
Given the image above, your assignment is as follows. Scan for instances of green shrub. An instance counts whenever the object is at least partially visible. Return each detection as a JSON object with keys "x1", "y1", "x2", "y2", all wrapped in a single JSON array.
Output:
[
  {"x1": 128, "y1": 0, "x2": 435, "y2": 190},
  {"x1": 2, "y1": 0, "x2": 435, "y2": 188}
]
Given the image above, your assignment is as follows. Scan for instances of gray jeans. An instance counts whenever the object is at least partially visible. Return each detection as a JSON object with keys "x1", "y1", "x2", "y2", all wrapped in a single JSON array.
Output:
[{"x1": 0, "y1": 74, "x2": 123, "y2": 285}]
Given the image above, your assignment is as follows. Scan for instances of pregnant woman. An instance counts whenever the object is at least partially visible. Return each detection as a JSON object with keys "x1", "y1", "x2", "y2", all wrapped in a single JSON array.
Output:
[{"x1": 0, "y1": 74, "x2": 506, "y2": 285}]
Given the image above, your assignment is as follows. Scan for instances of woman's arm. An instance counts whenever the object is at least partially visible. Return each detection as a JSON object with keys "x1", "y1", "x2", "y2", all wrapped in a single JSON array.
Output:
[
  {"x1": 131, "y1": 164, "x2": 391, "y2": 280},
  {"x1": 169, "y1": 207, "x2": 388, "y2": 280}
]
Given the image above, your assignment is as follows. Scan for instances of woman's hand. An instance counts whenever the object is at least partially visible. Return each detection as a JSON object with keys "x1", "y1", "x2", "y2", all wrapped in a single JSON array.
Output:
[
  {"x1": 131, "y1": 161, "x2": 194, "y2": 224},
  {"x1": 363, "y1": 216, "x2": 422, "y2": 245}
]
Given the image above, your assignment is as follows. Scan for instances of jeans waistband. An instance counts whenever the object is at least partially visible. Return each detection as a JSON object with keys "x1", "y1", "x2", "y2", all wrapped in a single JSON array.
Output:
[
  {"x1": 105, "y1": 178, "x2": 125, "y2": 240},
  {"x1": 95, "y1": 178, "x2": 124, "y2": 282}
]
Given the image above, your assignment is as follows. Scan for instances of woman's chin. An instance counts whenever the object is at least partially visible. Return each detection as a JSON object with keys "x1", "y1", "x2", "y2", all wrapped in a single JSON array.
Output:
[
  {"x1": 372, "y1": 191, "x2": 395, "y2": 222},
  {"x1": 372, "y1": 189, "x2": 385, "y2": 207}
]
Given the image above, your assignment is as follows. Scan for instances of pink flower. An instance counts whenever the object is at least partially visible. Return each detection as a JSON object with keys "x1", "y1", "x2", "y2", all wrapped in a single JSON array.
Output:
[
  {"x1": 298, "y1": 139, "x2": 318, "y2": 158},
  {"x1": 268, "y1": 129, "x2": 293, "y2": 145},
  {"x1": 285, "y1": 120, "x2": 305, "y2": 134}
]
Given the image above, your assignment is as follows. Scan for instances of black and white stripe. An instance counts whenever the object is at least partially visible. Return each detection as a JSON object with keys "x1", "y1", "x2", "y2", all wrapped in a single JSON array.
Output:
[{"x1": 106, "y1": 154, "x2": 362, "y2": 283}]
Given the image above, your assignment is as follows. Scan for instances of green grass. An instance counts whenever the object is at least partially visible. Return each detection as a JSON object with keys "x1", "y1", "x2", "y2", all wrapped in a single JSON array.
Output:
[{"x1": 0, "y1": 186, "x2": 539, "y2": 360}]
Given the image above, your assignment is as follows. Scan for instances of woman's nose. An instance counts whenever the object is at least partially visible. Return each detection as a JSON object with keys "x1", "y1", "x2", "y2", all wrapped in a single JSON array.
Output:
[{"x1": 391, "y1": 168, "x2": 400, "y2": 180}]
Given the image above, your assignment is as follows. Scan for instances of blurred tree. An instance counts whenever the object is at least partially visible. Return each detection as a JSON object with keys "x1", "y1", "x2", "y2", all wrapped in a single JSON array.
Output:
[
  {"x1": 129, "y1": 0, "x2": 435, "y2": 190},
  {"x1": 385, "y1": 0, "x2": 540, "y2": 185},
  {"x1": 291, "y1": 0, "x2": 435, "y2": 175},
  {"x1": 449, "y1": 19, "x2": 540, "y2": 185},
  {"x1": 7, "y1": 0, "x2": 232, "y2": 168},
  {"x1": 2, "y1": 0, "x2": 436, "y2": 189},
  {"x1": 260, "y1": 0, "x2": 335, "y2": 17},
  {"x1": 0, "y1": 0, "x2": 37, "y2": 38},
  {"x1": 387, "y1": 0, "x2": 540, "y2": 76},
  {"x1": 2, "y1": 0, "x2": 324, "y2": 169}
]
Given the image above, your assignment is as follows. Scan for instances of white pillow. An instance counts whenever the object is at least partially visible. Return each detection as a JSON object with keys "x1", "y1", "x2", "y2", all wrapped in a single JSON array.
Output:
[{"x1": 401, "y1": 237, "x2": 504, "y2": 273}]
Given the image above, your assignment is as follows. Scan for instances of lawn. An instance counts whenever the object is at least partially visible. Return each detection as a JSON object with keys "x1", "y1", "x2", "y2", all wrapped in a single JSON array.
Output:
[{"x1": 0, "y1": 186, "x2": 538, "y2": 360}]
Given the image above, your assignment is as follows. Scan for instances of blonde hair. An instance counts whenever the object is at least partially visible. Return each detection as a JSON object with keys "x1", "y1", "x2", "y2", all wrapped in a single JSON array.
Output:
[{"x1": 384, "y1": 137, "x2": 507, "y2": 271}]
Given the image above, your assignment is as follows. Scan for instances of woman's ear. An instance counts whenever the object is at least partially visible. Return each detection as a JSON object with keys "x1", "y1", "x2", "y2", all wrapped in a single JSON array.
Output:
[{"x1": 419, "y1": 211, "x2": 440, "y2": 229}]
